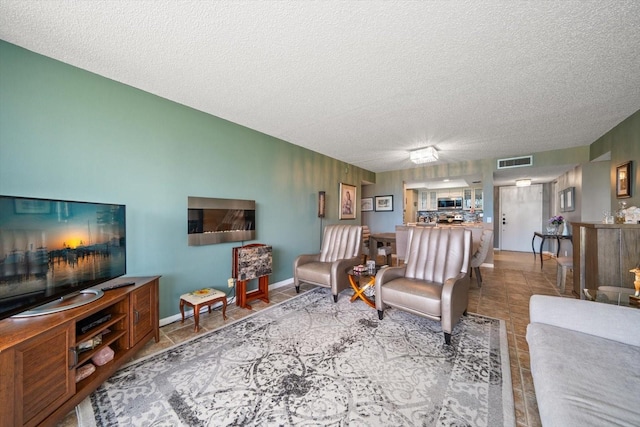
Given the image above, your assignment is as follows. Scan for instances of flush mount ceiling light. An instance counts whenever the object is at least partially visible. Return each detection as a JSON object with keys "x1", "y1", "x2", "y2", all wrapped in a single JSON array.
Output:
[
  {"x1": 410, "y1": 147, "x2": 438, "y2": 164},
  {"x1": 515, "y1": 179, "x2": 531, "y2": 187}
]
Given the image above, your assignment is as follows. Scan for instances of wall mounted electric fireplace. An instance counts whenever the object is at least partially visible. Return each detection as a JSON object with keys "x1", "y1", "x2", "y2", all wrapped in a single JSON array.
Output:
[{"x1": 188, "y1": 197, "x2": 256, "y2": 245}]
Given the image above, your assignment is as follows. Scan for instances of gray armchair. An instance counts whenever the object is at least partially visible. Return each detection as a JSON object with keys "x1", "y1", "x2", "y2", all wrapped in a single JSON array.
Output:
[
  {"x1": 375, "y1": 226, "x2": 472, "y2": 345},
  {"x1": 294, "y1": 225, "x2": 362, "y2": 302}
]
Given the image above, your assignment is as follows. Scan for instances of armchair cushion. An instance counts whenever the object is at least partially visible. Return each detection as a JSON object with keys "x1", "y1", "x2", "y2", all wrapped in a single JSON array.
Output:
[
  {"x1": 295, "y1": 258, "x2": 331, "y2": 284},
  {"x1": 379, "y1": 277, "x2": 444, "y2": 317}
]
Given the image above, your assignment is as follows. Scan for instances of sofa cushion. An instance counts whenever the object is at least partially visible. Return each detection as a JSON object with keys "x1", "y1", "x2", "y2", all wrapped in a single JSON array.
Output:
[{"x1": 527, "y1": 322, "x2": 640, "y2": 427}]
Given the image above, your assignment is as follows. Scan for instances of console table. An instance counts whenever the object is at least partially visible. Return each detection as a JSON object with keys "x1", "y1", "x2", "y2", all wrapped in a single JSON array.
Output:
[{"x1": 531, "y1": 232, "x2": 572, "y2": 268}]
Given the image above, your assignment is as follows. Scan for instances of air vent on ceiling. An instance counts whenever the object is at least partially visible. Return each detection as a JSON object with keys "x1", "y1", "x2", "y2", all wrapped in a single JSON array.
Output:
[{"x1": 497, "y1": 155, "x2": 533, "y2": 169}]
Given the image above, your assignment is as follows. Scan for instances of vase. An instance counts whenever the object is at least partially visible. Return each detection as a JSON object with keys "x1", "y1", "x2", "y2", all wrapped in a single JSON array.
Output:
[
  {"x1": 556, "y1": 223, "x2": 564, "y2": 235},
  {"x1": 546, "y1": 225, "x2": 557, "y2": 235}
]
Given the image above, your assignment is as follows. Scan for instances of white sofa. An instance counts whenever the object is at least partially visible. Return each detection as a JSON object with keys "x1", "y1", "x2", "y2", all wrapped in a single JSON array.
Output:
[{"x1": 526, "y1": 295, "x2": 640, "y2": 426}]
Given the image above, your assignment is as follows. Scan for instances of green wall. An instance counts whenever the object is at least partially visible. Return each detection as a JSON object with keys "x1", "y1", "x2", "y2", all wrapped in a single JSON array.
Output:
[
  {"x1": 0, "y1": 41, "x2": 375, "y2": 319},
  {"x1": 590, "y1": 109, "x2": 640, "y2": 210}
]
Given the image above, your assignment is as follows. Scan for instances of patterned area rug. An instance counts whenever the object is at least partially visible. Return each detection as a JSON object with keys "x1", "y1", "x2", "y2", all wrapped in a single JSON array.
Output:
[{"x1": 79, "y1": 287, "x2": 514, "y2": 426}]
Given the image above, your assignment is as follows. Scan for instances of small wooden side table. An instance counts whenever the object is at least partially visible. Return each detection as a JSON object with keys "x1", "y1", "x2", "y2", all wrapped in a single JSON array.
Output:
[
  {"x1": 180, "y1": 288, "x2": 227, "y2": 332},
  {"x1": 347, "y1": 267, "x2": 377, "y2": 309}
]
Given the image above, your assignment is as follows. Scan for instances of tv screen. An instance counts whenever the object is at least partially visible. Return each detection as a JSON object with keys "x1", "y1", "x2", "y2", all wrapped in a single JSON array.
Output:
[{"x1": 0, "y1": 195, "x2": 126, "y2": 320}]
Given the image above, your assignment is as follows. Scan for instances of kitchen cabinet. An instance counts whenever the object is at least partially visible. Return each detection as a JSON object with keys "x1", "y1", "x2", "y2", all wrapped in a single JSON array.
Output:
[
  {"x1": 420, "y1": 188, "x2": 482, "y2": 211},
  {"x1": 419, "y1": 191, "x2": 438, "y2": 210},
  {"x1": 463, "y1": 188, "x2": 483, "y2": 210},
  {"x1": 474, "y1": 189, "x2": 483, "y2": 210},
  {"x1": 439, "y1": 189, "x2": 463, "y2": 198}
]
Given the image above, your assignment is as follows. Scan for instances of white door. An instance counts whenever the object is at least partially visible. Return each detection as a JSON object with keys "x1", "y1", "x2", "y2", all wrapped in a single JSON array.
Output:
[{"x1": 500, "y1": 185, "x2": 543, "y2": 252}]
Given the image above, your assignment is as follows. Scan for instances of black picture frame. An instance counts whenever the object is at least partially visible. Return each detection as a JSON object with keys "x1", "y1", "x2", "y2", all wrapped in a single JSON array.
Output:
[
  {"x1": 616, "y1": 161, "x2": 632, "y2": 198},
  {"x1": 375, "y1": 195, "x2": 394, "y2": 212}
]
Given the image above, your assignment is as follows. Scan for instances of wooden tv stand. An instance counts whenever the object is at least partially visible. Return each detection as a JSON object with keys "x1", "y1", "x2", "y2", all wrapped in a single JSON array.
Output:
[{"x1": 0, "y1": 276, "x2": 160, "y2": 427}]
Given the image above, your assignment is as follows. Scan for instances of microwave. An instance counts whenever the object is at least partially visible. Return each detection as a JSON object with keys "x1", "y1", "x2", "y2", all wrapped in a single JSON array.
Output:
[{"x1": 437, "y1": 197, "x2": 463, "y2": 210}]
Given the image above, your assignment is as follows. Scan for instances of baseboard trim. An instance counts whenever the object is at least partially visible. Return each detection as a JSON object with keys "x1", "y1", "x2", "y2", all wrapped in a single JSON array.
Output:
[{"x1": 159, "y1": 277, "x2": 295, "y2": 327}]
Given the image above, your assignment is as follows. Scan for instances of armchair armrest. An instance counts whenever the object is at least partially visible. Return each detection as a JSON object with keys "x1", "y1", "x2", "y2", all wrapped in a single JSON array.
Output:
[
  {"x1": 294, "y1": 253, "x2": 320, "y2": 269},
  {"x1": 440, "y1": 272, "x2": 470, "y2": 333},
  {"x1": 376, "y1": 266, "x2": 406, "y2": 286},
  {"x1": 441, "y1": 272, "x2": 469, "y2": 300},
  {"x1": 331, "y1": 255, "x2": 362, "y2": 293},
  {"x1": 374, "y1": 266, "x2": 406, "y2": 310},
  {"x1": 331, "y1": 256, "x2": 362, "y2": 276}
]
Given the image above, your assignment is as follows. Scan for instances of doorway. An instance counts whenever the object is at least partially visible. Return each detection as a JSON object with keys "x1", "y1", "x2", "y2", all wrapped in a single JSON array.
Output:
[{"x1": 499, "y1": 185, "x2": 543, "y2": 252}]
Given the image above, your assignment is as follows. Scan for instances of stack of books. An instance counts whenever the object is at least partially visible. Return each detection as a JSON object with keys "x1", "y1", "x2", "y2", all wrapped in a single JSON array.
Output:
[{"x1": 352, "y1": 265, "x2": 368, "y2": 273}]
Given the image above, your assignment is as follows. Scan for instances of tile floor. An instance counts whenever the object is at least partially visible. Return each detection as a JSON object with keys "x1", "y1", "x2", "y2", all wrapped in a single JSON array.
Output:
[{"x1": 59, "y1": 250, "x2": 572, "y2": 427}]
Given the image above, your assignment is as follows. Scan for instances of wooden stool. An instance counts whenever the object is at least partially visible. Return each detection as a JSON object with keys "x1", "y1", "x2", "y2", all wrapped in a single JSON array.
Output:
[
  {"x1": 180, "y1": 288, "x2": 227, "y2": 332},
  {"x1": 556, "y1": 257, "x2": 573, "y2": 293}
]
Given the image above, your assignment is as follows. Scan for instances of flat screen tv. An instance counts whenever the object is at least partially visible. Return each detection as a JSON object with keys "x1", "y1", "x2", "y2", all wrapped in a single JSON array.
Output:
[{"x1": 0, "y1": 195, "x2": 126, "y2": 320}]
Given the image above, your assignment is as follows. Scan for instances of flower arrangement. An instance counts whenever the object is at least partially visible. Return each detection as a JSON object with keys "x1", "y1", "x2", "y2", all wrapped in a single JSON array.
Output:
[{"x1": 548, "y1": 215, "x2": 564, "y2": 225}]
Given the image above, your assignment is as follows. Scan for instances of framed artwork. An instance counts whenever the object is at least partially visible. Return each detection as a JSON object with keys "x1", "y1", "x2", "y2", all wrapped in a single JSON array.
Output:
[
  {"x1": 616, "y1": 161, "x2": 632, "y2": 198},
  {"x1": 375, "y1": 195, "x2": 394, "y2": 212},
  {"x1": 564, "y1": 187, "x2": 575, "y2": 212},
  {"x1": 339, "y1": 183, "x2": 356, "y2": 220},
  {"x1": 361, "y1": 197, "x2": 373, "y2": 212},
  {"x1": 559, "y1": 190, "x2": 565, "y2": 212}
]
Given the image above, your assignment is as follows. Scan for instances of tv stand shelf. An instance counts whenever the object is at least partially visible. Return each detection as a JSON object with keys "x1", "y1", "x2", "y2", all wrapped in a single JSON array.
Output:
[
  {"x1": 0, "y1": 276, "x2": 160, "y2": 427},
  {"x1": 75, "y1": 315, "x2": 127, "y2": 367}
]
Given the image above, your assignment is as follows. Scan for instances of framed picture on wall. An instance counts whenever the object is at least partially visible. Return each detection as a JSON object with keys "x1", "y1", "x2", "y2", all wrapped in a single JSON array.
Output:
[
  {"x1": 559, "y1": 190, "x2": 565, "y2": 212},
  {"x1": 375, "y1": 195, "x2": 394, "y2": 212},
  {"x1": 564, "y1": 187, "x2": 575, "y2": 212},
  {"x1": 616, "y1": 161, "x2": 632, "y2": 198},
  {"x1": 361, "y1": 197, "x2": 373, "y2": 212},
  {"x1": 339, "y1": 183, "x2": 357, "y2": 220}
]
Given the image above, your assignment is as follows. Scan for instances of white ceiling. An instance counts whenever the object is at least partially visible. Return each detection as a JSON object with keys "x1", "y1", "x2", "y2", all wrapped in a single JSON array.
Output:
[{"x1": 1, "y1": 1, "x2": 639, "y2": 187}]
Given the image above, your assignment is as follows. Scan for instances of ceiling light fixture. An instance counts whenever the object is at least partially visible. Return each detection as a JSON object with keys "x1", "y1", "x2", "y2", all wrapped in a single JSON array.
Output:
[
  {"x1": 410, "y1": 147, "x2": 438, "y2": 164},
  {"x1": 515, "y1": 179, "x2": 531, "y2": 187}
]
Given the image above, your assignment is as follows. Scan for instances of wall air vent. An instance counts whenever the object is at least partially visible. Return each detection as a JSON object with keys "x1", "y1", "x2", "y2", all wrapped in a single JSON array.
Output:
[{"x1": 497, "y1": 155, "x2": 533, "y2": 169}]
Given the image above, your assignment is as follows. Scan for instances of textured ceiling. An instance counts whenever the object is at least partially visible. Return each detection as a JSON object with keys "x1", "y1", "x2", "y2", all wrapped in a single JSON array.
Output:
[{"x1": 1, "y1": 1, "x2": 639, "y2": 186}]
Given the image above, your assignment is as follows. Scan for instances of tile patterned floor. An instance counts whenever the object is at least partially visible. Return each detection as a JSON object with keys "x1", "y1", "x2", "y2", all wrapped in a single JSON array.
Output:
[{"x1": 59, "y1": 250, "x2": 572, "y2": 427}]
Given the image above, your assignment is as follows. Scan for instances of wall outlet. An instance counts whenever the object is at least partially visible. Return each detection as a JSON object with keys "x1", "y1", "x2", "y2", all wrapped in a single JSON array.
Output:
[{"x1": 227, "y1": 278, "x2": 235, "y2": 288}]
